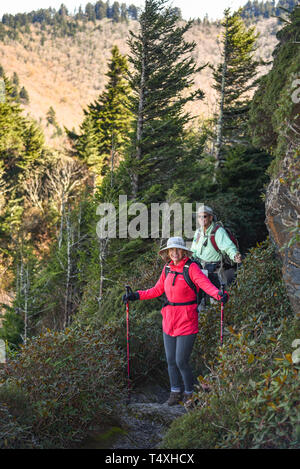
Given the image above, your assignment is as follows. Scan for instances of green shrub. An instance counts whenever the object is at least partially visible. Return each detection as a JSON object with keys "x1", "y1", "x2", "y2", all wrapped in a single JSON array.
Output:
[
  {"x1": 77, "y1": 241, "x2": 164, "y2": 324},
  {"x1": 163, "y1": 316, "x2": 299, "y2": 449},
  {"x1": 235, "y1": 352, "x2": 300, "y2": 448},
  {"x1": 225, "y1": 239, "x2": 291, "y2": 324},
  {"x1": 188, "y1": 240, "x2": 290, "y2": 379},
  {"x1": 161, "y1": 395, "x2": 241, "y2": 449},
  {"x1": 92, "y1": 309, "x2": 169, "y2": 387},
  {"x1": 0, "y1": 326, "x2": 125, "y2": 448},
  {"x1": 0, "y1": 383, "x2": 39, "y2": 449}
]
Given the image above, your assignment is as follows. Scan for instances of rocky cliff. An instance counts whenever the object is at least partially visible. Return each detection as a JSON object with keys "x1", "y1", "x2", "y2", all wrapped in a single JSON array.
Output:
[{"x1": 265, "y1": 145, "x2": 300, "y2": 315}]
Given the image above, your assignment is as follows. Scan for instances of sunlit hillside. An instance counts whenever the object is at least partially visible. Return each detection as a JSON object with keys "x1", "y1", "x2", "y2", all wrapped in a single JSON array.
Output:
[{"x1": 0, "y1": 17, "x2": 280, "y2": 145}]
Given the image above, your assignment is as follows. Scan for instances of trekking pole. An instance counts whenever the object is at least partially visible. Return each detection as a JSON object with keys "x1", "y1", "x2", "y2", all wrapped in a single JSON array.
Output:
[
  {"x1": 220, "y1": 283, "x2": 225, "y2": 346},
  {"x1": 125, "y1": 285, "x2": 131, "y2": 403}
]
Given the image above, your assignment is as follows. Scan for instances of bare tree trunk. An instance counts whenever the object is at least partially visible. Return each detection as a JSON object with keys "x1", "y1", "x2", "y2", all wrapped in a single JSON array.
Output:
[
  {"x1": 18, "y1": 244, "x2": 29, "y2": 345},
  {"x1": 59, "y1": 192, "x2": 65, "y2": 250},
  {"x1": 111, "y1": 133, "x2": 115, "y2": 189},
  {"x1": 214, "y1": 14, "x2": 229, "y2": 179},
  {"x1": 77, "y1": 201, "x2": 82, "y2": 243},
  {"x1": 63, "y1": 208, "x2": 71, "y2": 329},
  {"x1": 19, "y1": 250, "x2": 25, "y2": 342},
  {"x1": 98, "y1": 238, "x2": 109, "y2": 303},
  {"x1": 23, "y1": 267, "x2": 29, "y2": 344}
]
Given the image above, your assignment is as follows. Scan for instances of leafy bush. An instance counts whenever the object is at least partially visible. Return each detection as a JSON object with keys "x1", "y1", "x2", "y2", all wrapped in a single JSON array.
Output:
[
  {"x1": 0, "y1": 326, "x2": 125, "y2": 448},
  {"x1": 77, "y1": 239, "x2": 164, "y2": 324},
  {"x1": 162, "y1": 332, "x2": 300, "y2": 449},
  {"x1": 91, "y1": 309, "x2": 169, "y2": 387},
  {"x1": 161, "y1": 395, "x2": 241, "y2": 449},
  {"x1": 235, "y1": 352, "x2": 300, "y2": 448},
  {"x1": 0, "y1": 384, "x2": 39, "y2": 449},
  {"x1": 225, "y1": 240, "x2": 291, "y2": 324}
]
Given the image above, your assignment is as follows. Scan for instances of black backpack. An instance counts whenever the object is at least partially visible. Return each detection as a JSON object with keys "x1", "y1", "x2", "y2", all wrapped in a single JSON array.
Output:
[{"x1": 164, "y1": 259, "x2": 203, "y2": 307}]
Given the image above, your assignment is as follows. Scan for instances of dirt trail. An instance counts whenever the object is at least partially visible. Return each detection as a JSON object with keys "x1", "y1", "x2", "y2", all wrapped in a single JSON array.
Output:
[{"x1": 81, "y1": 385, "x2": 186, "y2": 449}]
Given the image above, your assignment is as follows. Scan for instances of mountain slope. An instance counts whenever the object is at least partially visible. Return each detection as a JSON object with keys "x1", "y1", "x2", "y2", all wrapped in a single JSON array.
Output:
[{"x1": 0, "y1": 17, "x2": 280, "y2": 144}]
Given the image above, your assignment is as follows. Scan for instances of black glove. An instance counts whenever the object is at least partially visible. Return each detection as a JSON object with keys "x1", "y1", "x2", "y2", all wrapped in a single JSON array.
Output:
[
  {"x1": 122, "y1": 291, "x2": 140, "y2": 303},
  {"x1": 218, "y1": 291, "x2": 229, "y2": 304}
]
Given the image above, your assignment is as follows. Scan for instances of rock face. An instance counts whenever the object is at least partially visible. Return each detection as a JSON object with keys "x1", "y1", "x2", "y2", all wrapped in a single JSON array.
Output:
[{"x1": 265, "y1": 148, "x2": 300, "y2": 315}]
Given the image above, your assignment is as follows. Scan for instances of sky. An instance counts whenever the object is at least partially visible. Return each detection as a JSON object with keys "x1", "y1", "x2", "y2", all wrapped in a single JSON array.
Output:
[{"x1": 0, "y1": 0, "x2": 252, "y2": 21}]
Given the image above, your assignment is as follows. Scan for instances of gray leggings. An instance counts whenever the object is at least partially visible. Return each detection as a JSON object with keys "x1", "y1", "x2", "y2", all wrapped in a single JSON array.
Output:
[{"x1": 163, "y1": 332, "x2": 197, "y2": 393}]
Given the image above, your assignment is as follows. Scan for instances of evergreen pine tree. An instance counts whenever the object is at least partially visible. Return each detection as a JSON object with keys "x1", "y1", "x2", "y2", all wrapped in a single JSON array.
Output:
[
  {"x1": 95, "y1": 1, "x2": 107, "y2": 19},
  {"x1": 112, "y1": 2, "x2": 121, "y2": 22},
  {"x1": 12, "y1": 72, "x2": 19, "y2": 87},
  {"x1": 126, "y1": 0, "x2": 205, "y2": 200},
  {"x1": 74, "y1": 114, "x2": 99, "y2": 174},
  {"x1": 212, "y1": 8, "x2": 260, "y2": 170},
  {"x1": 46, "y1": 106, "x2": 57, "y2": 126},
  {"x1": 85, "y1": 2, "x2": 96, "y2": 22},
  {"x1": 19, "y1": 86, "x2": 30, "y2": 104},
  {"x1": 71, "y1": 46, "x2": 132, "y2": 185},
  {"x1": 120, "y1": 3, "x2": 128, "y2": 21},
  {"x1": 128, "y1": 4, "x2": 138, "y2": 20},
  {"x1": 0, "y1": 75, "x2": 27, "y2": 190},
  {"x1": 0, "y1": 73, "x2": 46, "y2": 231}
]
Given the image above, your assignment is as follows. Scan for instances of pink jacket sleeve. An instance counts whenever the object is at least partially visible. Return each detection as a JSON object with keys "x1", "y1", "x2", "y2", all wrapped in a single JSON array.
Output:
[
  {"x1": 137, "y1": 268, "x2": 166, "y2": 300},
  {"x1": 189, "y1": 263, "x2": 221, "y2": 300}
]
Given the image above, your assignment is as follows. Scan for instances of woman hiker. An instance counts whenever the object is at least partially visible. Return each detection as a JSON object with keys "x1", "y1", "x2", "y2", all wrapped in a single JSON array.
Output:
[{"x1": 122, "y1": 237, "x2": 229, "y2": 407}]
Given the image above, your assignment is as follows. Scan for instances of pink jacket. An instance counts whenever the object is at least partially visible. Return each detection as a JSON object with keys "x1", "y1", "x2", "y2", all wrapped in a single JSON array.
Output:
[{"x1": 138, "y1": 257, "x2": 222, "y2": 337}]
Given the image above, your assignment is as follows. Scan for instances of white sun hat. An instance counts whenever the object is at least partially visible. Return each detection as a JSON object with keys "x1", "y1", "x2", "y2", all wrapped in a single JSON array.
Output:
[{"x1": 159, "y1": 236, "x2": 193, "y2": 260}]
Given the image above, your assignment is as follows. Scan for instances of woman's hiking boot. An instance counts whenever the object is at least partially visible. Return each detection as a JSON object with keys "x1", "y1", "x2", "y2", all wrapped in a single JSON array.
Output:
[{"x1": 166, "y1": 391, "x2": 182, "y2": 406}]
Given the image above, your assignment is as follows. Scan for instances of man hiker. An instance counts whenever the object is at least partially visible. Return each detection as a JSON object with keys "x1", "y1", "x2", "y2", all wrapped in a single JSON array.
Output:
[{"x1": 191, "y1": 205, "x2": 242, "y2": 291}]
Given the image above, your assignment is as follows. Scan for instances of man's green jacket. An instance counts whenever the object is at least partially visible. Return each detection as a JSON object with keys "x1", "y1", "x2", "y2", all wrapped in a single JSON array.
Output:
[{"x1": 191, "y1": 223, "x2": 238, "y2": 263}]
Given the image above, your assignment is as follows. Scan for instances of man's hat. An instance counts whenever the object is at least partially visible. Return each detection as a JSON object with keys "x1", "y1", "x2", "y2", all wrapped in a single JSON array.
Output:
[{"x1": 197, "y1": 205, "x2": 214, "y2": 215}]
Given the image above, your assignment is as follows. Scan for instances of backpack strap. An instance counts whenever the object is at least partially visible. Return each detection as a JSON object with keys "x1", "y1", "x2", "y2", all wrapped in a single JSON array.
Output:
[
  {"x1": 164, "y1": 299, "x2": 198, "y2": 306},
  {"x1": 182, "y1": 259, "x2": 197, "y2": 295},
  {"x1": 165, "y1": 266, "x2": 186, "y2": 287},
  {"x1": 210, "y1": 224, "x2": 221, "y2": 253},
  {"x1": 184, "y1": 259, "x2": 203, "y2": 305},
  {"x1": 165, "y1": 264, "x2": 171, "y2": 278},
  {"x1": 164, "y1": 259, "x2": 202, "y2": 306},
  {"x1": 196, "y1": 225, "x2": 221, "y2": 253}
]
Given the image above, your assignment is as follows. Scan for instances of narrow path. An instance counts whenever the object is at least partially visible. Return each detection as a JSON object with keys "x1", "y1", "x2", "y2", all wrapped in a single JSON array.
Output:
[{"x1": 82, "y1": 385, "x2": 187, "y2": 449}]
